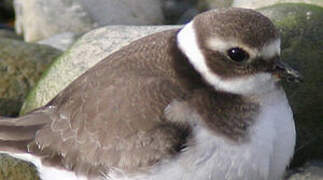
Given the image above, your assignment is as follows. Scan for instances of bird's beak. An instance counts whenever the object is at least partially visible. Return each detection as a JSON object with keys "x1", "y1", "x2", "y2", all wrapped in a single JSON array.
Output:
[{"x1": 273, "y1": 60, "x2": 303, "y2": 83}]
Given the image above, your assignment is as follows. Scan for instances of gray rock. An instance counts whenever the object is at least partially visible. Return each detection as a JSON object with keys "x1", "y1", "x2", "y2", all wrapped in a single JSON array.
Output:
[
  {"x1": 13, "y1": 0, "x2": 95, "y2": 42},
  {"x1": 198, "y1": 0, "x2": 233, "y2": 10},
  {"x1": 13, "y1": 0, "x2": 165, "y2": 42},
  {"x1": 287, "y1": 161, "x2": 323, "y2": 180},
  {"x1": 162, "y1": 0, "x2": 196, "y2": 24},
  {"x1": 258, "y1": 3, "x2": 323, "y2": 167},
  {"x1": 79, "y1": 0, "x2": 164, "y2": 25},
  {"x1": 20, "y1": 25, "x2": 181, "y2": 114},
  {"x1": 177, "y1": 8, "x2": 200, "y2": 24},
  {"x1": 233, "y1": 0, "x2": 323, "y2": 9},
  {"x1": 0, "y1": 29, "x2": 21, "y2": 40},
  {"x1": 163, "y1": 0, "x2": 234, "y2": 24},
  {"x1": 37, "y1": 32, "x2": 80, "y2": 51},
  {"x1": 0, "y1": 38, "x2": 62, "y2": 117}
]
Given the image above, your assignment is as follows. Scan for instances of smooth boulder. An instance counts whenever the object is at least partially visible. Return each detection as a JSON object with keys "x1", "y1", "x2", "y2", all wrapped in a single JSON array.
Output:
[
  {"x1": 79, "y1": 0, "x2": 164, "y2": 25},
  {"x1": 0, "y1": 38, "x2": 62, "y2": 116},
  {"x1": 20, "y1": 25, "x2": 181, "y2": 115},
  {"x1": 198, "y1": 0, "x2": 233, "y2": 10},
  {"x1": 37, "y1": 32, "x2": 80, "y2": 51},
  {"x1": 13, "y1": 0, "x2": 164, "y2": 42}
]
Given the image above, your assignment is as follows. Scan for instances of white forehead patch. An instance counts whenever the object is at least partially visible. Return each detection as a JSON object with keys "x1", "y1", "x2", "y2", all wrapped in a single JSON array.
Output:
[{"x1": 177, "y1": 21, "x2": 277, "y2": 96}]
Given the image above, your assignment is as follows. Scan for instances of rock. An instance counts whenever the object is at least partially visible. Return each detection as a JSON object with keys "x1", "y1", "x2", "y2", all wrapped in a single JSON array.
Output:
[
  {"x1": 287, "y1": 161, "x2": 323, "y2": 180},
  {"x1": 79, "y1": 0, "x2": 164, "y2": 25},
  {"x1": 0, "y1": 153, "x2": 39, "y2": 180},
  {"x1": 258, "y1": 3, "x2": 323, "y2": 167},
  {"x1": 13, "y1": 0, "x2": 95, "y2": 42},
  {"x1": 162, "y1": 0, "x2": 197, "y2": 24},
  {"x1": 198, "y1": 0, "x2": 233, "y2": 10},
  {"x1": 165, "y1": 0, "x2": 234, "y2": 23},
  {"x1": 0, "y1": 24, "x2": 14, "y2": 31},
  {"x1": 0, "y1": 38, "x2": 62, "y2": 117},
  {"x1": 37, "y1": 32, "x2": 80, "y2": 51},
  {"x1": 13, "y1": 0, "x2": 165, "y2": 42},
  {"x1": 20, "y1": 25, "x2": 181, "y2": 115},
  {"x1": 0, "y1": 29, "x2": 21, "y2": 40},
  {"x1": 177, "y1": 8, "x2": 200, "y2": 24},
  {"x1": 233, "y1": 0, "x2": 323, "y2": 9}
]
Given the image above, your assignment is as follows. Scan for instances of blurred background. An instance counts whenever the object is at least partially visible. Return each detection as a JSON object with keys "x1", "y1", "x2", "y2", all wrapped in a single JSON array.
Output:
[
  {"x1": 0, "y1": 0, "x2": 322, "y2": 179},
  {"x1": 0, "y1": 0, "x2": 14, "y2": 30}
]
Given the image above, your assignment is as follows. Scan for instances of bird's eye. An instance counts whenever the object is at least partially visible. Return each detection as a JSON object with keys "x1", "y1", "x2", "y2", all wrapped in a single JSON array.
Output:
[{"x1": 227, "y1": 48, "x2": 249, "y2": 62}]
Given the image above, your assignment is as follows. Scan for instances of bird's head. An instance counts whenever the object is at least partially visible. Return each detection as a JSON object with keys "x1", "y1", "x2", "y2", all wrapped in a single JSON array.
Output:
[{"x1": 177, "y1": 8, "x2": 302, "y2": 95}]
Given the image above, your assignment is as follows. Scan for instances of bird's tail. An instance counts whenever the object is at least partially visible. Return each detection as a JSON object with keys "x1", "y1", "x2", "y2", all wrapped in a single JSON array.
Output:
[{"x1": 0, "y1": 109, "x2": 50, "y2": 153}]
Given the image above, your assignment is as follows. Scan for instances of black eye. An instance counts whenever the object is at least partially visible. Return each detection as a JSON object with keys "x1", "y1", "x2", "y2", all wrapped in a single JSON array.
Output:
[{"x1": 227, "y1": 47, "x2": 249, "y2": 62}]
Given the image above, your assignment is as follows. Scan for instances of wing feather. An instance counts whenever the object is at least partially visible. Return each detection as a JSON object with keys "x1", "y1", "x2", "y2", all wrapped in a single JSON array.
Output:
[{"x1": 29, "y1": 29, "x2": 190, "y2": 176}]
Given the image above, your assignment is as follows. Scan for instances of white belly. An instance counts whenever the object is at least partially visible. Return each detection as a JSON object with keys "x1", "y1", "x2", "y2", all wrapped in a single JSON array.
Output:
[{"x1": 108, "y1": 89, "x2": 296, "y2": 180}]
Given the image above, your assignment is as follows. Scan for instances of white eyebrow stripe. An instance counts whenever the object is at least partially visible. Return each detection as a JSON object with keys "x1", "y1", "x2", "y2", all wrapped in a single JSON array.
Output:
[
  {"x1": 207, "y1": 38, "x2": 281, "y2": 60},
  {"x1": 207, "y1": 38, "x2": 258, "y2": 58}
]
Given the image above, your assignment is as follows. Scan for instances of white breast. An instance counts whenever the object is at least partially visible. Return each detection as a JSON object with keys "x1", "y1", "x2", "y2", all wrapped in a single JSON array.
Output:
[
  {"x1": 261, "y1": 88, "x2": 296, "y2": 180},
  {"x1": 108, "y1": 88, "x2": 295, "y2": 180}
]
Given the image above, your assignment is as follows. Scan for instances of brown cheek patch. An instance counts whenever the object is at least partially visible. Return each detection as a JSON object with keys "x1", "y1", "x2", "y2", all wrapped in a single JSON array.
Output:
[
  {"x1": 203, "y1": 48, "x2": 231, "y2": 76},
  {"x1": 201, "y1": 47, "x2": 254, "y2": 79}
]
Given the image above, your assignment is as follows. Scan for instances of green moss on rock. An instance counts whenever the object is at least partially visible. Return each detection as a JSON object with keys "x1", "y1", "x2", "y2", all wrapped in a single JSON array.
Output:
[
  {"x1": 0, "y1": 38, "x2": 62, "y2": 116},
  {"x1": 259, "y1": 3, "x2": 323, "y2": 167},
  {"x1": 0, "y1": 154, "x2": 39, "y2": 180}
]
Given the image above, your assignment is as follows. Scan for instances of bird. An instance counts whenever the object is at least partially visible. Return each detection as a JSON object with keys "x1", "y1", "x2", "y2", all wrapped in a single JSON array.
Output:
[{"x1": 0, "y1": 8, "x2": 302, "y2": 180}]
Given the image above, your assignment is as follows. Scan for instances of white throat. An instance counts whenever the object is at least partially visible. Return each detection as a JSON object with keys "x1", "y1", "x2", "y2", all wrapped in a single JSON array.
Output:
[{"x1": 177, "y1": 21, "x2": 277, "y2": 96}]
